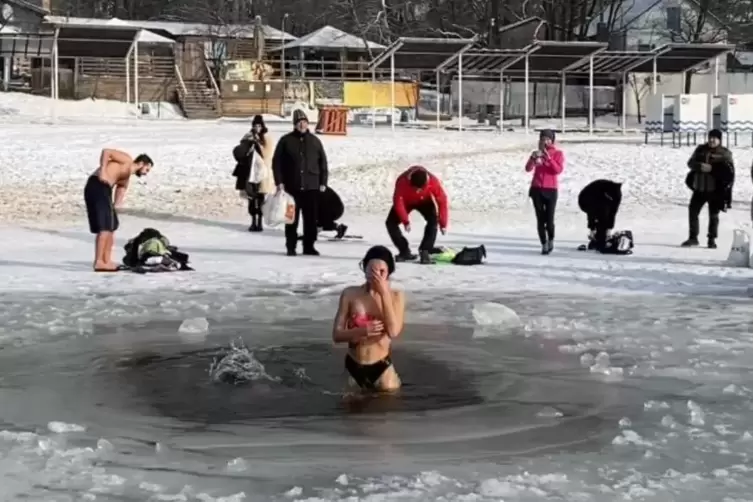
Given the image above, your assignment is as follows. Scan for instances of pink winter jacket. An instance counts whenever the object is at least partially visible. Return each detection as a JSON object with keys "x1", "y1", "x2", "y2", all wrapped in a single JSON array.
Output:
[{"x1": 524, "y1": 145, "x2": 564, "y2": 190}]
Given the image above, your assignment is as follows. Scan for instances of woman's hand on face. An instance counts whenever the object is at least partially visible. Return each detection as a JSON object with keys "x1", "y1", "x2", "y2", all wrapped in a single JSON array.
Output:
[{"x1": 369, "y1": 271, "x2": 390, "y2": 296}]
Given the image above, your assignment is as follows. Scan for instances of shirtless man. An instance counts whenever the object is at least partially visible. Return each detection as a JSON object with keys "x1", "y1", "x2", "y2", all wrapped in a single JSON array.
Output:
[
  {"x1": 331, "y1": 245, "x2": 405, "y2": 392},
  {"x1": 84, "y1": 149, "x2": 153, "y2": 271}
]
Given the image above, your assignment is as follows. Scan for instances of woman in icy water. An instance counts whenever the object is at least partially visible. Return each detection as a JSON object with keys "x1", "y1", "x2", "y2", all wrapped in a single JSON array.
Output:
[{"x1": 332, "y1": 245, "x2": 405, "y2": 392}]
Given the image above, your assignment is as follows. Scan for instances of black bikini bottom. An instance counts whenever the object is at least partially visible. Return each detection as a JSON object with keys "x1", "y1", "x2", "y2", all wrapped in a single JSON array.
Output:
[{"x1": 345, "y1": 354, "x2": 392, "y2": 389}]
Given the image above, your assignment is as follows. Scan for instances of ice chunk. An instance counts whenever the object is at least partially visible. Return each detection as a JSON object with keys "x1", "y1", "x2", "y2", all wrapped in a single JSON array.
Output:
[
  {"x1": 178, "y1": 317, "x2": 209, "y2": 342},
  {"x1": 687, "y1": 400, "x2": 705, "y2": 427},
  {"x1": 226, "y1": 458, "x2": 247, "y2": 472},
  {"x1": 472, "y1": 302, "x2": 521, "y2": 338},
  {"x1": 48, "y1": 421, "x2": 85, "y2": 433},
  {"x1": 284, "y1": 486, "x2": 303, "y2": 497},
  {"x1": 537, "y1": 407, "x2": 564, "y2": 418},
  {"x1": 178, "y1": 317, "x2": 209, "y2": 334},
  {"x1": 580, "y1": 353, "x2": 595, "y2": 367}
]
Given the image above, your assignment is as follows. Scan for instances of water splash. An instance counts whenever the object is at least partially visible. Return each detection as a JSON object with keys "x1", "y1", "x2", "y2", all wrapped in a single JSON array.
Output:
[{"x1": 208, "y1": 339, "x2": 280, "y2": 385}]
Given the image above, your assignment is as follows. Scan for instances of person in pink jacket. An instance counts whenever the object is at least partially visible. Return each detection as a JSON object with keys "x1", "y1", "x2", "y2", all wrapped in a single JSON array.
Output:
[{"x1": 525, "y1": 129, "x2": 565, "y2": 255}]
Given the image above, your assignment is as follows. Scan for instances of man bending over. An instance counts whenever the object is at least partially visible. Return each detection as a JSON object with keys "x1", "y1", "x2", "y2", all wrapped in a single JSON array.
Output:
[
  {"x1": 386, "y1": 165, "x2": 448, "y2": 263},
  {"x1": 84, "y1": 148, "x2": 153, "y2": 271}
]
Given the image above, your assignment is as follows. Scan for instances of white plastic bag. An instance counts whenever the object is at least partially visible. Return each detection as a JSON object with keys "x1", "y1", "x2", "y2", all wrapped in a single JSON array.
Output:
[
  {"x1": 726, "y1": 228, "x2": 750, "y2": 268},
  {"x1": 248, "y1": 149, "x2": 266, "y2": 184},
  {"x1": 262, "y1": 190, "x2": 296, "y2": 226}
]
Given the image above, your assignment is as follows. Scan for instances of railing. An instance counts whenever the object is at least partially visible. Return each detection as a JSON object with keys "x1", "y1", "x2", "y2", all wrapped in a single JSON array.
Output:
[
  {"x1": 205, "y1": 60, "x2": 220, "y2": 96},
  {"x1": 174, "y1": 63, "x2": 188, "y2": 96},
  {"x1": 77, "y1": 56, "x2": 175, "y2": 79},
  {"x1": 277, "y1": 58, "x2": 392, "y2": 81},
  {"x1": 223, "y1": 58, "x2": 394, "y2": 81}
]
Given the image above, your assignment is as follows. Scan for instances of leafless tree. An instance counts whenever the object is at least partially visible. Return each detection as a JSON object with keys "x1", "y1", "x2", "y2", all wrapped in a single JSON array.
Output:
[{"x1": 628, "y1": 73, "x2": 659, "y2": 123}]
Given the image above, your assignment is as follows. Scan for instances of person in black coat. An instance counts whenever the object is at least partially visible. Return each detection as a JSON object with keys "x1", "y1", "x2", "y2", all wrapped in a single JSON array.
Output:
[
  {"x1": 297, "y1": 186, "x2": 349, "y2": 241},
  {"x1": 682, "y1": 129, "x2": 735, "y2": 249},
  {"x1": 272, "y1": 110, "x2": 329, "y2": 256},
  {"x1": 318, "y1": 186, "x2": 347, "y2": 236},
  {"x1": 578, "y1": 179, "x2": 623, "y2": 251},
  {"x1": 232, "y1": 115, "x2": 271, "y2": 232}
]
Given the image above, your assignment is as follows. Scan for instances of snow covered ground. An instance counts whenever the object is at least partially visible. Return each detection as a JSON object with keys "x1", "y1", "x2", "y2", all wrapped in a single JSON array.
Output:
[{"x1": 2, "y1": 93, "x2": 753, "y2": 501}]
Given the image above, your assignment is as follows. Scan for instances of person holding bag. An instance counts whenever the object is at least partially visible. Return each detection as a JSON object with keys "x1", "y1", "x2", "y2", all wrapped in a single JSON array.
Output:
[
  {"x1": 272, "y1": 110, "x2": 329, "y2": 256},
  {"x1": 232, "y1": 115, "x2": 275, "y2": 232},
  {"x1": 525, "y1": 129, "x2": 565, "y2": 255},
  {"x1": 681, "y1": 129, "x2": 734, "y2": 249}
]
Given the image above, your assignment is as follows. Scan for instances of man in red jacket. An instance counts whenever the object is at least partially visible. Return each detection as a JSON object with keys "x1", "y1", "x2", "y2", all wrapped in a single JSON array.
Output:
[{"x1": 386, "y1": 165, "x2": 449, "y2": 263}]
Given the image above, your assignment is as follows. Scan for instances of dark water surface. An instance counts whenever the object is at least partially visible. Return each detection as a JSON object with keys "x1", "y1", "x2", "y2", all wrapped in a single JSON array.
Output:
[{"x1": 0, "y1": 289, "x2": 750, "y2": 500}]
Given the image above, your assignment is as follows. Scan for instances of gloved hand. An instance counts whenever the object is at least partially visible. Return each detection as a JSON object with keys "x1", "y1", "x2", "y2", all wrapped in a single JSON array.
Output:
[{"x1": 319, "y1": 185, "x2": 326, "y2": 192}]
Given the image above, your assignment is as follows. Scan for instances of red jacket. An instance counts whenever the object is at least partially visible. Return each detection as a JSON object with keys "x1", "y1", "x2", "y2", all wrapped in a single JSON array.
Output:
[
  {"x1": 393, "y1": 166, "x2": 449, "y2": 228},
  {"x1": 524, "y1": 144, "x2": 564, "y2": 190}
]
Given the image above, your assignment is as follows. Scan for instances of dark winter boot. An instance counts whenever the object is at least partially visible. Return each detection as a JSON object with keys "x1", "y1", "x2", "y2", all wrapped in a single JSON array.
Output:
[
  {"x1": 302, "y1": 245, "x2": 320, "y2": 256},
  {"x1": 335, "y1": 224, "x2": 348, "y2": 240},
  {"x1": 707, "y1": 237, "x2": 717, "y2": 249},
  {"x1": 419, "y1": 250, "x2": 435, "y2": 264},
  {"x1": 547, "y1": 240, "x2": 554, "y2": 253},
  {"x1": 249, "y1": 215, "x2": 261, "y2": 232},
  {"x1": 681, "y1": 238, "x2": 699, "y2": 247},
  {"x1": 541, "y1": 241, "x2": 551, "y2": 255},
  {"x1": 396, "y1": 251, "x2": 417, "y2": 262}
]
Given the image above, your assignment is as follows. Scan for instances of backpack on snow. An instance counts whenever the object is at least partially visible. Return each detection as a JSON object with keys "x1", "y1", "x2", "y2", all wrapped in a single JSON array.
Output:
[
  {"x1": 602, "y1": 230, "x2": 634, "y2": 255},
  {"x1": 123, "y1": 228, "x2": 192, "y2": 271},
  {"x1": 451, "y1": 245, "x2": 487, "y2": 265}
]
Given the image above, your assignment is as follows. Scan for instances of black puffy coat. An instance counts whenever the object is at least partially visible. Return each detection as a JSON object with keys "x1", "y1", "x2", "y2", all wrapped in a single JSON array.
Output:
[
  {"x1": 232, "y1": 137, "x2": 263, "y2": 191},
  {"x1": 272, "y1": 130, "x2": 328, "y2": 192},
  {"x1": 685, "y1": 144, "x2": 735, "y2": 210}
]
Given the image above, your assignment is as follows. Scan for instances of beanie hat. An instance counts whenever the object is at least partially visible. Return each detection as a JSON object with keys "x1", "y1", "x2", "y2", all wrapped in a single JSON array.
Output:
[
  {"x1": 293, "y1": 109, "x2": 308, "y2": 125},
  {"x1": 361, "y1": 245, "x2": 396, "y2": 276},
  {"x1": 539, "y1": 129, "x2": 556, "y2": 142},
  {"x1": 708, "y1": 129, "x2": 722, "y2": 140},
  {"x1": 251, "y1": 114, "x2": 268, "y2": 135}
]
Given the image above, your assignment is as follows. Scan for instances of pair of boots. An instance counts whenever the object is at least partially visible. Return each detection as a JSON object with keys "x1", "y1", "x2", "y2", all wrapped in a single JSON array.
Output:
[
  {"x1": 287, "y1": 245, "x2": 319, "y2": 257},
  {"x1": 396, "y1": 249, "x2": 433, "y2": 264},
  {"x1": 681, "y1": 236, "x2": 716, "y2": 249},
  {"x1": 248, "y1": 214, "x2": 263, "y2": 232}
]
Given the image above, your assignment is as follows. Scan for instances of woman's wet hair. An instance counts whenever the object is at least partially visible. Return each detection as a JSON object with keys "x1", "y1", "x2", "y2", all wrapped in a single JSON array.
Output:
[{"x1": 360, "y1": 245, "x2": 396, "y2": 276}]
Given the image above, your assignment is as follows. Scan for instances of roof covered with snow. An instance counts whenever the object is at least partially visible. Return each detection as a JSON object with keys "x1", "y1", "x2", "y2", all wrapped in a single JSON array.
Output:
[
  {"x1": 43, "y1": 16, "x2": 296, "y2": 41},
  {"x1": 276, "y1": 25, "x2": 383, "y2": 51}
]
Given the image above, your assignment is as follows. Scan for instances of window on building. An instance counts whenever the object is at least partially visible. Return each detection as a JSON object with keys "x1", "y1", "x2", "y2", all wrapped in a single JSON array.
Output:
[{"x1": 666, "y1": 6, "x2": 681, "y2": 34}]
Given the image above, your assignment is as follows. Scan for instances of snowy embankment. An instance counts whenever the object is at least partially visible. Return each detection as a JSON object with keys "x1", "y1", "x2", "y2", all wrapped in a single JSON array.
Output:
[
  {"x1": 0, "y1": 92, "x2": 184, "y2": 122},
  {"x1": 1, "y1": 93, "x2": 752, "y2": 231}
]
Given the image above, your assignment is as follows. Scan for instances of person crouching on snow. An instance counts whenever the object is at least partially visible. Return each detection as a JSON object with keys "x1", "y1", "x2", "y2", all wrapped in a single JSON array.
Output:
[
  {"x1": 681, "y1": 128, "x2": 734, "y2": 249},
  {"x1": 578, "y1": 179, "x2": 623, "y2": 251},
  {"x1": 525, "y1": 129, "x2": 564, "y2": 255},
  {"x1": 232, "y1": 115, "x2": 275, "y2": 232},
  {"x1": 385, "y1": 165, "x2": 449, "y2": 264}
]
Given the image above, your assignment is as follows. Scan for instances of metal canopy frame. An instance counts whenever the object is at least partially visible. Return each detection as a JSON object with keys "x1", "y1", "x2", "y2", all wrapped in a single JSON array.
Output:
[
  {"x1": 623, "y1": 42, "x2": 735, "y2": 74},
  {"x1": 367, "y1": 36, "x2": 477, "y2": 71},
  {"x1": 436, "y1": 46, "x2": 533, "y2": 74},
  {"x1": 558, "y1": 50, "x2": 654, "y2": 78},
  {"x1": 502, "y1": 40, "x2": 608, "y2": 74}
]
